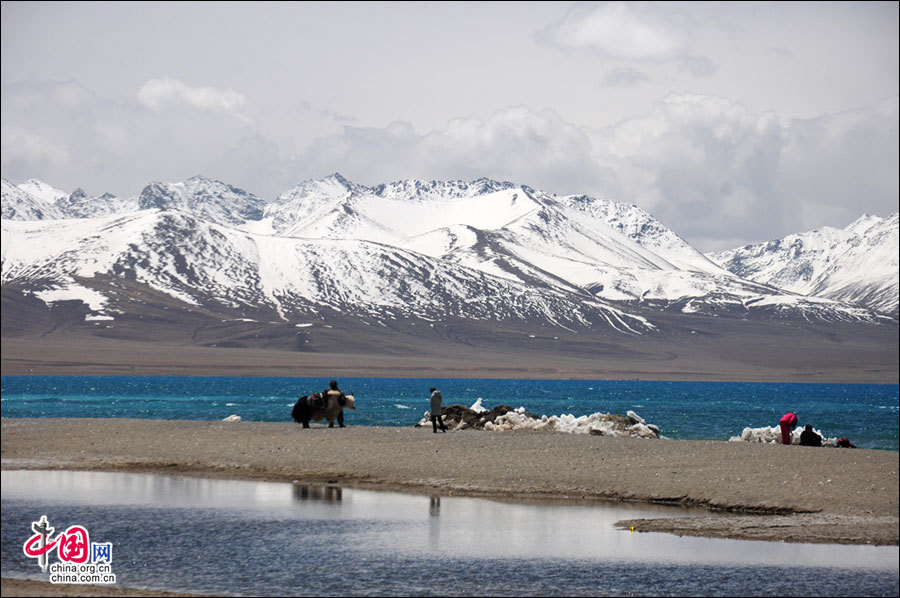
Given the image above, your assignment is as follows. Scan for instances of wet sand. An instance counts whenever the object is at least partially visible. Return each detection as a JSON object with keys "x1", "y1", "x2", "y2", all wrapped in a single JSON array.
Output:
[{"x1": 2, "y1": 417, "x2": 897, "y2": 549}]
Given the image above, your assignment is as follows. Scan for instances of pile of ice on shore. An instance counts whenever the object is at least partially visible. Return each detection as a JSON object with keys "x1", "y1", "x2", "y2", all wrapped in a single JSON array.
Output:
[
  {"x1": 729, "y1": 425, "x2": 839, "y2": 446},
  {"x1": 415, "y1": 398, "x2": 662, "y2": 439}
]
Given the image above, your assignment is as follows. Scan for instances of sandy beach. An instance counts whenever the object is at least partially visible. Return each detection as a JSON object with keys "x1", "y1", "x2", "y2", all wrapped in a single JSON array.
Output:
[
  {"x1": 0, "y1": 578, "x2": 198, "y2": 598},
  {"x1": 2, "y1": 417, "x2": 897, "y2": 547},
  {"x1": 2, "y1": 417, "x2": 898, "y2": 596}
]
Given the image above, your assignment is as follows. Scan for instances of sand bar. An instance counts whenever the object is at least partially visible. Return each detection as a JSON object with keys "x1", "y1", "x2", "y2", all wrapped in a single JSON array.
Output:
[
  {"x1": 1, "y1": 418, "x2": 897, "y2": 547},
  {"x1": 0, "y1": 578, "x2": 199, "y2": 598}
]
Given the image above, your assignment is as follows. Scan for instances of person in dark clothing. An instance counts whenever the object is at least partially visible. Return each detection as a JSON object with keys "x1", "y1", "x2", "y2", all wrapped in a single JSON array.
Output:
[
  {"x1": 429, "y1": 387, "x2": 447, "y2": 433},
  {"x1": 799, "y1": 424, "x2": 823, "y2": 447},
  {"x1": 321, "y1": 380, "x2": 347, "y2": 428}
]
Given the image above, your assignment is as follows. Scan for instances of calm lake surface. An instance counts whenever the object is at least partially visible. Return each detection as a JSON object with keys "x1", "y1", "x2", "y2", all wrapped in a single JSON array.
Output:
[
  {"x1": 1, "y1": 376, "x2": 898, "y2": 450},
  {"x1": 2, "y1": 470, "x2": 897, "y2": 597}
]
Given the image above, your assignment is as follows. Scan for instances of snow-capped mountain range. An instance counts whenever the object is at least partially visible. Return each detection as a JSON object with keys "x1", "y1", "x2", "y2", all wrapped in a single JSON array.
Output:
[
  {"x1": 2, "y1": 174, "x2": 895, "y2": 343},
  {"x1": 708, "y1": 214, "x2": 898, "y2": 317}
]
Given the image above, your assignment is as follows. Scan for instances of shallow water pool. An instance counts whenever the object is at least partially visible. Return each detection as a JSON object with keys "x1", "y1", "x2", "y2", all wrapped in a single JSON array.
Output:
[{"x1": 1, "y1": 470, "x2": 897, "y2": 596}]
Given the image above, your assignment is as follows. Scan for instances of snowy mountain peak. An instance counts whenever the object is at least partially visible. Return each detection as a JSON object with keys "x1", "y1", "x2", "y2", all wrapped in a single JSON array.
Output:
[
  {"x1": 371, "y1": 177, "x2": 517, "y2": 201},
  {"x1": 709, "y1": 213, "x2": 899, "y2": 316},
  {"x1": 69, "y1": 188, "x2": 88, "y2": 201},
  {"x1": 138, "y1": 176, "x2": 265, "y2": 226},
  {"x1": 846, "y1": 213, "x2": 897, "y2": 238},
  {"x1": 3, "y1": 173, "x2": 895, "y2": 327},
  {"x1": 323, "y1": 172, "x2": 353, "y2": 186},
  {"x1": 308, "y1": 172, "x2": 360, "y2": 192},
  {"x1": 17, "y1": 179, "x2": 69, "y2": 204},
  {"x1": 276, "y1": 173, "x2": 362, "y2": 202},
  {"x1": 2, "y1": 178, "x2": 62, "y2": 220},
  {"x1": 1, "y1": 206, "x2": 656, "y2": 335},
  {"x1": 55, "y1": 186, "x2": 133, "y2": 219}
]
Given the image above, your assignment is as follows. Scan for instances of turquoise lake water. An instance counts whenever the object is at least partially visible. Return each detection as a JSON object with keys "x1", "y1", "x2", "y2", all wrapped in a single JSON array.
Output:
[
  {"x1": 1, "y1": 376, "x2": 897, "y2": 450},
  {"x1": 3, "y1": 378, "x2": 898, "y2": 595}
]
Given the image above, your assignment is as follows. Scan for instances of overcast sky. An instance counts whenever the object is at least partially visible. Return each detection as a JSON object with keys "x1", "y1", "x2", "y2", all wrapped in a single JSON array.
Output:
[{"x1": 2, "y1": 1, "x2": 897, "y2": 251}]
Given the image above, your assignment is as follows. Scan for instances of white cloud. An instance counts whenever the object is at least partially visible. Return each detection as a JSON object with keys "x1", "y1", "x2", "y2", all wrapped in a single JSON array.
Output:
[
  {"x1": 1, "y1": 79, "x2": 258, "y2": 197},
  {"x1": 3, "y1": 77, "x2": 896, "y2": 252},
  {"x1": 591, "y1": 94, "x2": 788, "y2": 246},
  {"x1": 426, "y1": 106, "x2": 598, "y2": 184},
  {"x1": 2, "y1": 2, "x2": 896, "y2": 253},
  {"x1": 292, "y1": 107, "x2": 605, "y2": 196},
  {"x1": 539, "y1": 2, "x2": 685, "y2": 61},
  {"x1": 600, "y1": 67, "x2": 651, "y2": 88},
  {"x1": 289, "y1": 94, "x2": 897, "y2": 250},
  {"x1": 137, "y1": 77, "x2": 248, "y2": 119},
  {"x1": 777, "y1": 97, "x2": 900, "y2": 231},
  {"x1": 0, "y1": 127, "x2": 71, "y2": 172}
]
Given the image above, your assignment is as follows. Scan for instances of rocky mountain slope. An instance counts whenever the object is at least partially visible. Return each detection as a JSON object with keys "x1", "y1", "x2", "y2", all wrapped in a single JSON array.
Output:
[
  {"x1": 3, "y1": 172, "x2": 897, "y2": 384},
  {"x1": 3, "y1": 174, "x2": 888, "y2": 335},
  {"x1": 708, "y1": 213, "x2": 899, "y2": 316}
]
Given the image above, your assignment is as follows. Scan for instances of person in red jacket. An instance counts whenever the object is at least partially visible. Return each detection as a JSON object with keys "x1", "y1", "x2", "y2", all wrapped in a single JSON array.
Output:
[{"x1": 779, "y1": 412, "x2": 798, "y2": 445}]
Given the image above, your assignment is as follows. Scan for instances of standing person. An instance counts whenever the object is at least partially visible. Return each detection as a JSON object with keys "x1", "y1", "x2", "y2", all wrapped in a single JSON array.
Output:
[
  {"x1": 779, "y1": 412, "x2": 798, "y2": 445},
  {"x1": 799, "y1": 424, "x2": 823, "y2": 447},
  {"x1": 429, "y1": 387, "x2": 447, "y2": 433},
  {"x1": 322, "y1": 380, "x2": 347, "y2": 428}
]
